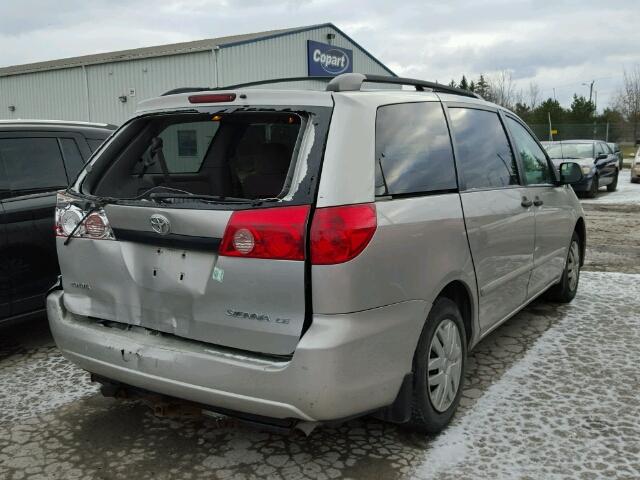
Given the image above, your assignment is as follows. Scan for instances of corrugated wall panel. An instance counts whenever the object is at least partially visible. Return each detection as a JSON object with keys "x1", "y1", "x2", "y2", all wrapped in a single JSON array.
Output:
[
  {"x1": 0, "y1": 26, "x2": 393, "y2": 124},
  {"x1": 86, "y1": 51, "x2": 215, "y2": 125},
  {"x1": 0, "y1": 68, "x2": 87, "y2": 121},
  {"x1": 218, "y1": 26, "x2": 391, "y2": 87}
]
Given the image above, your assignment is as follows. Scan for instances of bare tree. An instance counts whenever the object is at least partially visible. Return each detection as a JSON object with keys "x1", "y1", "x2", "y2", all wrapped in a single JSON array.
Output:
[
  {"x1": 527, "y1": 82, "x2": 540, "y2": 110},
  {"x1": 615, "y1": 66, "x2": 640, "y2": 141},
  {"x1": 486, "y1": 70, "x2": 517, "y2": 109}
]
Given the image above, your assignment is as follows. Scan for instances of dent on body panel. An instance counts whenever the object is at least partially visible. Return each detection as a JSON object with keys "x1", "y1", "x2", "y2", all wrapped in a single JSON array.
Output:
[{"x1": 312, "y1": 194, "x2": 474, "y2": 314}]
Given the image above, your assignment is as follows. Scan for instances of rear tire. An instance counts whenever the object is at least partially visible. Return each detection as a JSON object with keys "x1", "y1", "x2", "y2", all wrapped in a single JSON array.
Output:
[
  {"x1": 585, "y1": 176, "x2": 598, "y2": 198},
  {"x1": 607, "y1": 170, "x2": 618, "y2": 192},
  {"x1": 406, "y1": 297, "x2": 467, "y2": 434},
  {"x1": 546, "y1": 232, "x2": 581, "y2": 303}
]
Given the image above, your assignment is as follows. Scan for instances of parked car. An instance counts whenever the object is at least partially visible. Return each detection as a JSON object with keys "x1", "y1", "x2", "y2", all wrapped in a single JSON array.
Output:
[
  {"x1": 47, "y1": 73, "x2": 586, "y2": 433},
  {"x1": 0, "y1": 120, "x2": 115, "y2": 326},
  {"x1": 545, "y1": 140, "x2": 619, "y2": 198},
  {"x1": 632, "y1": 146, "x2": 640, "y2": 183},
  {"x1": 607, "y1": 142, "x2": 624, "y2": 170}
]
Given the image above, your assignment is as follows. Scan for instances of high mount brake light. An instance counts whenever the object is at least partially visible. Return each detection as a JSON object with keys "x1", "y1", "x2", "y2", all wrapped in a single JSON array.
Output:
[
  {"x1": 219, "y1": 206, "x2": 310, "y2": 261},
  {"x1": 310, "y1": 203, "x2": 377, "y2": 265},
  {"x1": 188, "y1": 93, "x2": 236, "y2": 104}
]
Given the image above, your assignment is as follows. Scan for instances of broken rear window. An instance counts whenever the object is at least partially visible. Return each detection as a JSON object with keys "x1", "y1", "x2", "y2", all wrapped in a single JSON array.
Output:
[{"x1": 89, "y1": 111, "x2": 307, "y2": 202}]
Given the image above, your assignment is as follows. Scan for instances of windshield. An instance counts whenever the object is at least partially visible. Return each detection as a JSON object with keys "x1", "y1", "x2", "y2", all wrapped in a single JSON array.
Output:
[{"x1": 545, "y1": 143, "x2": 594, "y2": 159}]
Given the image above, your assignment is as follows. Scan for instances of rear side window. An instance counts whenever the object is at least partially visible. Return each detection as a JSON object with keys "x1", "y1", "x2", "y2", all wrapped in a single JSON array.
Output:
[
  {"x1": 375, "y1": 102, "x2": 457, "y2": 196},
  {"x1": 448, "y1": 108, "x2": 518, "y2": 190},
  {"x1": 60, "y1": 138, "x2": 85, "y2": 180},
  {"x1": 0, "y1": 137, "x2": 68, "y2": 192}
]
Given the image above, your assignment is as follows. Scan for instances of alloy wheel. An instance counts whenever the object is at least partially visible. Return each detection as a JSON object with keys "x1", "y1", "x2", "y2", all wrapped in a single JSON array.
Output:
[{"x1": 427, "y1": 318, "x2": 463, "y2": 412}]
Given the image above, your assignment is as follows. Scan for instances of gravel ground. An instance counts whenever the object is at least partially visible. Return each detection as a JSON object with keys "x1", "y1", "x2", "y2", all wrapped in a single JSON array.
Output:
[{"x1": 1, "y1": 176, "x2": 639, "y2": 480}]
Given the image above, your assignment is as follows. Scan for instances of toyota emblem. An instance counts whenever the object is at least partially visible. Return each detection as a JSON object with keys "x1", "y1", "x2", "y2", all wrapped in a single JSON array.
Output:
[{"x1": 150, "y1": 214, "x2": 170, "y2": 235}]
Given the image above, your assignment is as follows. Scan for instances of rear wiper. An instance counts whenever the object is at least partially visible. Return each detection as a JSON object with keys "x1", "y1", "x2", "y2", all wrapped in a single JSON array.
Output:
[{"x1": 149, "y1": 193, "x2": 249, "y2": 204}]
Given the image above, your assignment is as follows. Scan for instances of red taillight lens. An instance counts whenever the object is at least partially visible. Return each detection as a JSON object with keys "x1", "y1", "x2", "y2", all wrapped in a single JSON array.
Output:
[
  {"x1": 219, "y1": 206, "x2": 310, "y2": 260},
  {"x1": 188, "y1": 93, "x2": 236, "y2": 103},
  {"x1": 310, "y1": 203, "x2": 377, "y2": 265}
]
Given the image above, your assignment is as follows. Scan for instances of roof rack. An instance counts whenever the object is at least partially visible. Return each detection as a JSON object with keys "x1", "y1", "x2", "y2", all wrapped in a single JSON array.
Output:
[
  {"x1": 161, "y1": 77, "x2": 332, "y2": 96},
  {"x1": 161, "y1": 87, "x2": 213, "y2": 96},
  {"x1": 326, "y1": 73, "x2": 482, "y2": 99},
  {"x1": 161, "y1": 74, "x2": 482, "y2": 99}
]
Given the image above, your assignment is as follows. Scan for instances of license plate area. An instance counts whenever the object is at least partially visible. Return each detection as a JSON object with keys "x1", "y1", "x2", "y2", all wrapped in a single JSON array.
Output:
[{"x1": 120, "y1": 244, "x2": 216, "y2": 295}]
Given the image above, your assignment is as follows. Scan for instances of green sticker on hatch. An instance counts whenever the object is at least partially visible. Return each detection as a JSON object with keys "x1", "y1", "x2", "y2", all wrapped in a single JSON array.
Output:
[{"x1": 212, "y1": 266, "x2": 224, "y2": 283}]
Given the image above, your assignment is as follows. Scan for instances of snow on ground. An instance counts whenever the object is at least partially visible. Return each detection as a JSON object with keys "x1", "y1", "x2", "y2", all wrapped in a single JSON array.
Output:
[
  {"x1": 411, "y1": 271, "x2": 640, "y2": 479},
  {"x1": 0, "y1": 345, "x2": 98, "y2": 424},
  {"x1": 1, "y1": 272, "x2": 639, "y2": 480},
  {"x1": 581, "y1": 169, "x2": 640, "y2": 205}
]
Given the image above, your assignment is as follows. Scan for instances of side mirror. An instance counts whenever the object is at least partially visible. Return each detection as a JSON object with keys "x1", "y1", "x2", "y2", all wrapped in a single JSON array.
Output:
[
  {"x1": 558, "y1": 162, "x2": 583, "y2": 185},
  {"x1": 595, "y1": 153, "x2": 608, "y2": 161}
]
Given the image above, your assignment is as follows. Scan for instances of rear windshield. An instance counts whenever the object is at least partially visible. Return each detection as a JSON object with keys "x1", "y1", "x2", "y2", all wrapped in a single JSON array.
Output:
[
  {"x1": 545, "y1": 143, "x2": 593, "y2": 159},
  {"x1": 85, "y1": 110, "x2": 324, "y2": 205}
]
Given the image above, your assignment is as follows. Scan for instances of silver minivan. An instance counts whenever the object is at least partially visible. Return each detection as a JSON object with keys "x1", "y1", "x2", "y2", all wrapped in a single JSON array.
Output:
[{"x1": 47, "y1": 73, "x2": 586, "y2": 433}]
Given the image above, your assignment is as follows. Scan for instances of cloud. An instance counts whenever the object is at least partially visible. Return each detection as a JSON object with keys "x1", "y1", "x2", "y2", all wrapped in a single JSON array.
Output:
[{"x1": 0, "y1": 0, "x2": 638, "y2": 108}]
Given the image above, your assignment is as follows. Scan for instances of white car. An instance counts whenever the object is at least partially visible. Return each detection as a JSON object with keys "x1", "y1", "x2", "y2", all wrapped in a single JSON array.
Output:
[{"x1": 632, "y1": 146, "x2": 640, "y2": 183}]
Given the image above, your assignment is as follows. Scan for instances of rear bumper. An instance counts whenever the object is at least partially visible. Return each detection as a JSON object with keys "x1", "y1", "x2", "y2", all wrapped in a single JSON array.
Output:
[{"x1": 47, "y1": 290, "x2": 427, "y2": 422}]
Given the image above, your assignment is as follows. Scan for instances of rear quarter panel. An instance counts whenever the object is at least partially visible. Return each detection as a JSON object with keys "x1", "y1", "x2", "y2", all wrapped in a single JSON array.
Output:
[{"x1": 312, "y1": 194, "x2": 478, "y2": 338}]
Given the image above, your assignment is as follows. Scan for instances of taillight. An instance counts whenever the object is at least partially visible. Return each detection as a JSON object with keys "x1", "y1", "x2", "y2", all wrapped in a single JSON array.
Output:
[
  {"x1": 310, "y1": 203, "x2": 377, "y2": 265},
  {"x1": 55, "y1": 192, "x2": 115, "y2": 240},
  {"x1": 188, "y1": 93, "x2": 236, "y2": 103},
  {"x1": 219, "y1": 206, "x2": 310, "y2": 260}
]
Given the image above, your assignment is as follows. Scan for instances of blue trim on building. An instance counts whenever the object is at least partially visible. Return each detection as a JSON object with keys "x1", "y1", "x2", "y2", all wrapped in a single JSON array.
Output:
[{"x1": 219, "y1": 23, "x2": 396, "y2": 77}]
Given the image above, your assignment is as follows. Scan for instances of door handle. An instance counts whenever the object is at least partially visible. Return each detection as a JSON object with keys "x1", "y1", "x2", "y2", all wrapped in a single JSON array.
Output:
[
  {"x1": 521, "y1": 197, "x2": 533, "y2": 208},
  {"x1": 533, "y1": 197, "x2": 544, "y2": 206}
]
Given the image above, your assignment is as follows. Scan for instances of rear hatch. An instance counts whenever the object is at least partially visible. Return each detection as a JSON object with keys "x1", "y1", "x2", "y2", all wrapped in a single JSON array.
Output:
[{"x1": 55, "y1": 96, "x2": 332, "y2": 356}]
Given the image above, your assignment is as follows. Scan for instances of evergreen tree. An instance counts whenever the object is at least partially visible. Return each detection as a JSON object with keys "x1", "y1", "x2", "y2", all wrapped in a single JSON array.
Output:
[
  {"x1": 475, "y1": 75, "x2": 489, "y2": 98},
  {"x1": 567, "y1": 95, "x2": 595, "y2": 123},
  {"x1": 527, "y1": 98, "x2": 565, "y2": 125},
  {"x1": 448, "y1": 79, "x2": 457, "y2": 88},
  {"x1": 459, "y1": 75, "x2": 469, "y2": 91},
  {"x1": 469, "y1": 80, "x2": 476, "y2": 92}
]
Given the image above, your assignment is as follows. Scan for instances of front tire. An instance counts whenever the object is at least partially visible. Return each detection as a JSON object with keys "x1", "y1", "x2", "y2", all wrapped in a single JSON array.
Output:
[
  {"x1": 546, "y1": 232, "x2": 581, "y2": 303},
  {"x1": 406, "y1": 297, "x2": 467, "y2": 433},
  {"x1": 585, "y1": 176, "x2": 599, "y2": 198},
  {"x1": 607, "y1": 170, "x2": 618, "y2": 192}
]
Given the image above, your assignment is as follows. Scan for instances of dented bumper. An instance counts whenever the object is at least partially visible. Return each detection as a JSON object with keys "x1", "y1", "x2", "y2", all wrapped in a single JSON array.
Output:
[{"x1": 47, "y1": 290, "x2": 427, "y2": 422}]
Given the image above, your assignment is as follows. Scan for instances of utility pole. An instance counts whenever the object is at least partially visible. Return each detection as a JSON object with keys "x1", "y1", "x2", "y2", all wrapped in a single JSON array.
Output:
[
  {"x1": 548, "y1": 112, "x2": 553, "y2": 141},
  {"x1": 588, "y1": 80, "x2": 594, "y2": 103}
]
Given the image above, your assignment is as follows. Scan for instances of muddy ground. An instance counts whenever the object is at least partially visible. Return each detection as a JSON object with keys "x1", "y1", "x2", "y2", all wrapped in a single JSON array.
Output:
[{"x1": 583, "y1": 202, "x2": 640, "y2": 274}]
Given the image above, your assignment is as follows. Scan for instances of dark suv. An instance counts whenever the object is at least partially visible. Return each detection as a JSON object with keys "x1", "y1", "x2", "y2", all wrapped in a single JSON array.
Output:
[{"x1": 0, "y1": 120, "x2": 115, "y2": 325}]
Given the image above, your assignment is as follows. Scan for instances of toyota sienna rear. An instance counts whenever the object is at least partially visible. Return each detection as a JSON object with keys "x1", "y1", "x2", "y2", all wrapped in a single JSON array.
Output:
[{"x1": 48, "y1": 74, "x2": 586, "y2": 433}]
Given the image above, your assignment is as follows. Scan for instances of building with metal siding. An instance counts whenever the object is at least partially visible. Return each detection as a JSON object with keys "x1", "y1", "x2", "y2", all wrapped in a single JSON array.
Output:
[{"x1": 0, "y1": 23, "x2": 393, "y2": 125}]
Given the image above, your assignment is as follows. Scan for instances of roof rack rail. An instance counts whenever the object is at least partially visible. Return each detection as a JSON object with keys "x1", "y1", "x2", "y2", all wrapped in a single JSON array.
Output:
[
  {"x1": 214, "y1": 76, "x2": 332, "y2": 90},
  {"x1": 162, "y1": 87, "x2": 212, "y2": 96},
  {"x1": 162, "y1": 77, "x2": 332, "y2": 96},
  {"x1": 326, "y1": 73, "x2": 482, "y2": 99}
]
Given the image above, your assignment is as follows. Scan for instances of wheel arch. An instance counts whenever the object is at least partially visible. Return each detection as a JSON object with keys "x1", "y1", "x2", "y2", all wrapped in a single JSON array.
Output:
[{"x1": 437, "y1": 280, "x2": 474, "y2": 346}]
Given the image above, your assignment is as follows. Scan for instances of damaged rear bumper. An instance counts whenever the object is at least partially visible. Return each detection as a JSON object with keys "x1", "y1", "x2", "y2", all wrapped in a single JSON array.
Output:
[{"x1": 47, "y1": 290, "x2": 427, "y2": 422}]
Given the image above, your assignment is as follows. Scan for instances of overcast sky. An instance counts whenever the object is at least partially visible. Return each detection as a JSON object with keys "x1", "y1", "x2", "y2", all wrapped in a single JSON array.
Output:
[{"x1": 1, "y1": 0, "x2": 638, "y2": 109}]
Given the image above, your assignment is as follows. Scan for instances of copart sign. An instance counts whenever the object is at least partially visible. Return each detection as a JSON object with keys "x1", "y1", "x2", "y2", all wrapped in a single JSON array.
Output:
[{"x1": 307, "y1": 40, "x2": 353, "y2": 77}]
